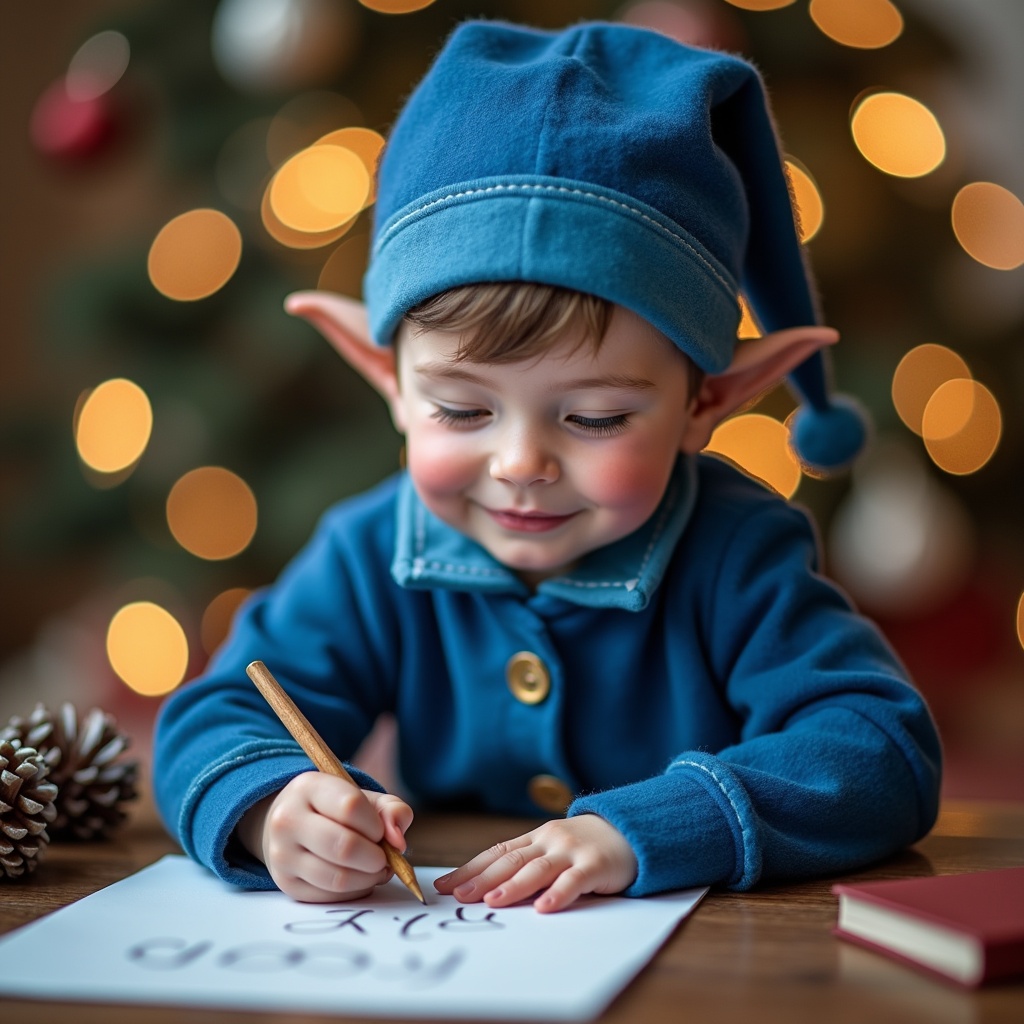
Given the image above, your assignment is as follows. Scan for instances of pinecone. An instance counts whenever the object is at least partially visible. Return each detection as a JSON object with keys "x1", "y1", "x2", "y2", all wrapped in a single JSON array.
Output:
[
  {"x1": 0, "y1": 738, "x2": 57, "y2": 879},
  {"x1": 1, "y1": 703, "x2": 139, "y2": 841}
]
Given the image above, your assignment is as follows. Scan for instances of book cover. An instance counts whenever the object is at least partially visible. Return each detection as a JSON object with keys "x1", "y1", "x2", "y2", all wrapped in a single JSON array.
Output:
[{"x1": 832, "y1": 865, "x2": 1024, "y2": 987}]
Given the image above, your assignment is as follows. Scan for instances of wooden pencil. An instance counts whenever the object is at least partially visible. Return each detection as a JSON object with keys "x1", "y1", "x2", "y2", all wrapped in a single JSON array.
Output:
[{"x1": 245, "y1": 659, "x2": 426, "y2": 904}]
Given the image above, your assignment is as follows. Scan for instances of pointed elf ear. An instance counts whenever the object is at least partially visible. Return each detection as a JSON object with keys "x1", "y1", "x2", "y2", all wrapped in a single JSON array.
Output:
[
  {"x1": 679, "y1": 326, "x2": 840, "y2": 454},
  {"x1": 284, "y1": 291, "x2": 406, "y2": 431}
]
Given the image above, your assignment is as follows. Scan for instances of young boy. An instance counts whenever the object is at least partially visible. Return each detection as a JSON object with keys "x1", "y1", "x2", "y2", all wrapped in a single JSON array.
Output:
[{"x1": 154, "y1": 21, "x2": 941, "y2": 913}]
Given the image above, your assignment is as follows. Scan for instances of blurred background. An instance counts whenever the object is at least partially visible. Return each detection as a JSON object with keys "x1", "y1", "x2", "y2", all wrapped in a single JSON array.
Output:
[{"x1": 1, "y1": 0, "x2": 1021, "y2": 805}]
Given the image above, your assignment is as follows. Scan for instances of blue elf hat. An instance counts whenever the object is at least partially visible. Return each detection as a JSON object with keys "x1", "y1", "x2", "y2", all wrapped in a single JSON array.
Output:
[{"x1": 364, "y1": 20, "x2": 868, "y2": 473}]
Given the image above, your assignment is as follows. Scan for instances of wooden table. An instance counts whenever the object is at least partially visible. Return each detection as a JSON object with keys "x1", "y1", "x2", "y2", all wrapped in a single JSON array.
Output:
[{"x1": 2, "y1": 797, "x2": 1022, "y2": 1023}]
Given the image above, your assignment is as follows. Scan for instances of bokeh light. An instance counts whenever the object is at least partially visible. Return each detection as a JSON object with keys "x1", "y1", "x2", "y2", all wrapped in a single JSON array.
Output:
[
  {"x1": 1017, "y1": 591, "x2": 1024, "y2": 652},
  {"x1": 75, "y1": 378, "x2": 153, "y2": 474},
  {"x1": 313, "y1": 127, "x2": 385, "y2": 206},
  {"x1": 851, "y1": 92, "x2": 945, "y2": 178},
  {"x1": 212, "y1": 0, "x2": 359, "y2": 94},
  {"x1": 148, "y1": 209, "x2": 243, "y2": 300},
  {"x1": 107, "y1": 601, "x2": 189, "y2": 696},
  {"x1": 922, "y1": 379, "x2": 1002, "y2": 476},
  {"x1": 809, "y1": 0, "x2": 903, "y2": 49},
  {"x1": 720, "y1": 0, "x2": 794, "y2": 10},
  {"x1": 891, "y1": 344, "x2": 971, "y2": 436},
  {"x1": 705, "y1": 413, "x2": 801, "y2": 498},
  {"x1": 268, "y1": 144, "x2": 370, "y2": 233},
  {"x1": 951, "y1": 182, "x2": 1024, "y2": 271},
  {"x1": 736, "y1": 295, "x2": 762, "y2": 339},
  {"x1": 828, "y1": 443, "x2": 975, "y2": 617},
  {"x1": 66, "y1": 30, "x2": 130, "y2": 101},
  {"x1": 785, "y1": 158, "x2": 824, "y2": 242},
  {"x1": 201, "y1": 587, "x2": 252, "y2": 655},
  {"x1": 358, "y1": 0, "x2": 438, "y2": 13},
  {"x1": 261, "y1": 183, "x2": 356, "y2": 249},
  {"x1": 167, "y1": 467, "x2": 258, "y2": 560}
]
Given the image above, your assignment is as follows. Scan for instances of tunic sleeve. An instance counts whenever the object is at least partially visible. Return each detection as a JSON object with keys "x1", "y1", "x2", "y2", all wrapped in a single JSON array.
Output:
[
  {"x1": 568, "y1": 499, "x2": 942, "y2": 896},
  {"x1": 153, "y1": 497, "x2": 400, "y2": 889}
]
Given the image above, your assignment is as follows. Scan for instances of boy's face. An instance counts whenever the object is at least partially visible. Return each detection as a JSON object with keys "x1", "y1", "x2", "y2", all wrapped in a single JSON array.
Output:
[{"x1": 392, "y1": 306, "x2": 698, "y2": 586}]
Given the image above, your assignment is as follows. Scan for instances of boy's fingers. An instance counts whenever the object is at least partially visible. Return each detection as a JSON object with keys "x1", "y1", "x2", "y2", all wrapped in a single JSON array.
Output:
[
  {"x1": 434, "y1": 835, "x2": 531, "y2": 894},
  {"x1": 291, "y1": 849, "x2": 390, "y2": 900},
  {"x1": 299, "y1": 814, "x2": 388, "y2": 873},
  {"x1": 305, "y1": 775, "x2": 383, "y2": 842},
  {"x1": 367, "y1": 793, "x2": 414, "y2": 850},
  {"x1": 533, "y1": 868, "x2": 589, "y2": 914},
  {"x1": 480, "y1": 855, "x2": 563, "y2": 907},
  {"x1": 451, "y1": 844, "x2": 549, "y2": 902}
]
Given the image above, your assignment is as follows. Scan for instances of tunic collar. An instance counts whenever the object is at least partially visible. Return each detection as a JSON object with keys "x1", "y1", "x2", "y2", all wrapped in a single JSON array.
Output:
[{"x1": 391, "y1": 456, "x2": 697, "y2": 611}]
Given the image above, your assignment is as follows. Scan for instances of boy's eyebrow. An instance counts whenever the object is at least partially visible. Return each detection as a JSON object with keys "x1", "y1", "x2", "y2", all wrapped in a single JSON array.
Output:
[
  {"x1": 558, "y1": 374, "x2": 656, "y2": 393},
  {"x1": 413, "y1": 362, "x2": 656, "y2": 392}
]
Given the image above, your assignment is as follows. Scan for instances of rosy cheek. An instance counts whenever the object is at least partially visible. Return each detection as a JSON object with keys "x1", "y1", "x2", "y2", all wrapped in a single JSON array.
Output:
[
  {"x1": 582, "y1": 447, "x2": 672, "y2": 511},
  {"x1": 407, "y1": 431, "x2": 477, "y2": 496}
]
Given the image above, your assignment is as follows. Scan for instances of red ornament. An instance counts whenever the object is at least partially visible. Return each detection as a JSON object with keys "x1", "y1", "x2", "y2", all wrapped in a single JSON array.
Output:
[{"x1": 30, "y1": 78, "x2": 117, "y2": 161}]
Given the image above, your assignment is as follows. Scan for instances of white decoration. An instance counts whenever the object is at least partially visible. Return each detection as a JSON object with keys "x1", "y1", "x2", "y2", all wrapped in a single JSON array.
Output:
[{"x1": 212, "y1": 0, "x2": 358, "y2": 94}]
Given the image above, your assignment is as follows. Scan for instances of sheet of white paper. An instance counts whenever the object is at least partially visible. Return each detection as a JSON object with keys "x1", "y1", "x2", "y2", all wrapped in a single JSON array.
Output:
[{"x1": 0, "y1": 855, "x2": 705, "y2": 1020}]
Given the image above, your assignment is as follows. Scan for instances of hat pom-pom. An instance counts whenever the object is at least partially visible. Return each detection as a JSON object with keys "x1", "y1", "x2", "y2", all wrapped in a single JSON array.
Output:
[{"x1": 788, "y1": 394, "x2": 870, "y2": 476}]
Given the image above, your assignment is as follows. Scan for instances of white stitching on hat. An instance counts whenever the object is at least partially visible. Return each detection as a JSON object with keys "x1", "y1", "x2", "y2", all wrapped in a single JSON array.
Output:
[{"x1": 375, "y1": 183, "x2": 734, "y2": 294}]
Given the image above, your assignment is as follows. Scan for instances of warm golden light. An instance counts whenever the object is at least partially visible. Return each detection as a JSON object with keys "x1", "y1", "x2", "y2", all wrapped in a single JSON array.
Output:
[
  {"x1": 851, "y1": 92, "x2": 946, "y2": 178},
  {"x1": 261, "y1": 185, "x2": 356, "y2": 250},
  {"x1": 736, "y1": 295, "x2": 762, "y2": 339},
  {"x1": 785, "y1": 158, "x2": 824, "y2": 242},
  {"x1": 75, "y1": 378, "x2": 153, "y2": 474},
  {"x1": 720, "y1": 0, "x2": 795, "y2": 10},
  {"x1": 269, "y1": 145, "x2": 370, "y2": 233},
  {"x1": 167, "y1": 466, "x2": 258, "y2": 560},
  {"x1": 951, "y1": 182, "x2": 1024, "y2": 271},
  {"x1": 922, "y1": 379, "x2": 1002, "y2": 475},
  {"x1": 148, "y1": 209, "x2": 242, "y2": 301},
  {"x1": 809, "y1": 0, "x2": 903, "y2": 49},
  {"x1": 313, "y1": 127, "x2": 385, "y2": 206},
  {"x1": 705, "y1": 413, "x2": 801, "y2": 498},
  {"x1": 358, "y1": 0, "x2": 438, "y2": 12},
  {"x1": 107, "y1": 601, "x2": 189, "y2": 696},
  {"x1": 201, "y1": 587, "x2": 252, "y2": 656},
  {"x1": 891, "y1": 344, "x2": 972, "y2": 436}
]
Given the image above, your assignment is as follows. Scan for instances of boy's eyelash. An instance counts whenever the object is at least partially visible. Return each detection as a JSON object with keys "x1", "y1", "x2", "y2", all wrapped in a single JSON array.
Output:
[
  {"x1": 431, "y1": 405, "x2": 487, "y2": 427},
  {"x1": 566, "y1": 413, "x2": 630, "y2": 436},
  {"x1": 431, "y1": 406, "x2": 630, "y2": 436}
]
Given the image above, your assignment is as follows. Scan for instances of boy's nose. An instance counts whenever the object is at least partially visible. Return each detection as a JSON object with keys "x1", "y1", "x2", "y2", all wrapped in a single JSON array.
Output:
[{"x1": 489, "y1": 432, "x2": 559, "y2": 487}]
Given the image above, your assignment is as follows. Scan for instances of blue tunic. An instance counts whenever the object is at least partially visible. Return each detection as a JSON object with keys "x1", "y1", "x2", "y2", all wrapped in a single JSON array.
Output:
[{"x1": 153, "y1": 455, "x2": 941, "y2": 896}]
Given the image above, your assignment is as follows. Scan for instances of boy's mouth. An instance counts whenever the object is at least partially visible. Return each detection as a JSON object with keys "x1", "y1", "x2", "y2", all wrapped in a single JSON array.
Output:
[{"x1": 485, "y1": 508, "x2": 579, "y2": 532}]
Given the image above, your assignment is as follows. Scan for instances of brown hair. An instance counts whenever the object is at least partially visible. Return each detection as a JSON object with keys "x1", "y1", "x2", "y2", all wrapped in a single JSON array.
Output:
[{"x1": 404, "y1": 281, "x2": 704, "y2": 396}]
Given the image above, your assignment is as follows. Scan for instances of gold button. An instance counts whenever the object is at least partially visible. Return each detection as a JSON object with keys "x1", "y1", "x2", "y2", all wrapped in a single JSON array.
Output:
[
  {"x1": 505, "y1": 651, "x2": 551, "y2": 705},
  {"x1": 528, "y1": 775, "x2": 574, "y2": 814}
]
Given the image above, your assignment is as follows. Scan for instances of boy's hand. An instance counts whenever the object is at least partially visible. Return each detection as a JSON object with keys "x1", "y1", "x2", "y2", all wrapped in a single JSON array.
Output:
[
  {"x1": 433, "y1": 814, "x2": 638, "y2": 913},
  {"x1": 237, "y1": 772, "x2": 413, "y2": 903}
]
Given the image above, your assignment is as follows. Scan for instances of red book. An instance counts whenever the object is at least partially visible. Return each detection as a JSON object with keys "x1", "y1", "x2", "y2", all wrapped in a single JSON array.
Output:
[{"x1": 832, "y1": 866, "x2": 1024, "y2": 987}]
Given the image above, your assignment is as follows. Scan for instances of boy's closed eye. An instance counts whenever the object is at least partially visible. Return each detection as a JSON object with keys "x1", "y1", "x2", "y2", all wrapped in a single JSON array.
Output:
[
  {"x1": 564, "y1": 413, "x2": 630, "y2": 436},
  {"x1": 430, "y1": 404, "x2": 632, "y2": 436},
  {"x1": 431, "y1": 404, "x2": 489, "y2": 427}
]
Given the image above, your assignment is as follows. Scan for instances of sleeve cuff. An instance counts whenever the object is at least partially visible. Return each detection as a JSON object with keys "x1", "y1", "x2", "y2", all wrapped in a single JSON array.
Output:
[{"x1": 567, "y1": 752, "x2": 762, "y2": 896}]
